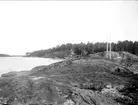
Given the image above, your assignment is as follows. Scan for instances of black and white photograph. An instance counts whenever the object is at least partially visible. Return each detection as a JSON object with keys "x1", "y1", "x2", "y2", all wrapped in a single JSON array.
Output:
[{"x1": 0, "y1": 0, "x2": 138, "y2": 105}]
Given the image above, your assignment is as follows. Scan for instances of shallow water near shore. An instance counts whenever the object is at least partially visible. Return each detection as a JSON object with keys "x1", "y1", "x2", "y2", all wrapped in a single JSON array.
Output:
[{"x1": 0, "y1": 57, "x2": 62, "y2": 75}]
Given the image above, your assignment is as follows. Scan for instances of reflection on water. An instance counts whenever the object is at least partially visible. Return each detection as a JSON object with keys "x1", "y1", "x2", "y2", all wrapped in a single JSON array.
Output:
[{"x1": 0, "y1": 57, "x2": 62, "y2": 75}]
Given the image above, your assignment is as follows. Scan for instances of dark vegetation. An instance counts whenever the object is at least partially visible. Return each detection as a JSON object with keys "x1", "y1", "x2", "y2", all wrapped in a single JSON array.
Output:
[
  {"x1": 26, "y1": 40, "x2": 138, "y2": 58},
  {"x1": 0, "y1": 51, "x2": 138, "y2": 105},
  {"x1": 0, "y1": 54, "x2": 10, "y2": 57}
]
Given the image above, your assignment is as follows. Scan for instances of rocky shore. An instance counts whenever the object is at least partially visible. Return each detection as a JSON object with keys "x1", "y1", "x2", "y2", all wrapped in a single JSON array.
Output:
[{"x1": 0, "y1": 52, "x2": 138, "y2": 105}]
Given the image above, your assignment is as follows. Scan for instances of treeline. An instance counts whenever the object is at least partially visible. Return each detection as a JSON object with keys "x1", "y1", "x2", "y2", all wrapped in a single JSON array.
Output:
[{"x1": 26, "y1": 40, "x2": 138, "y2": 58}]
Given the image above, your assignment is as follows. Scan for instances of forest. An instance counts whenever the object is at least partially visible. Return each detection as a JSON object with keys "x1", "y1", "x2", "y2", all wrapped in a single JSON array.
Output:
[{"x1": 26, "y1": 40, "x2": 138, "y2": 58}]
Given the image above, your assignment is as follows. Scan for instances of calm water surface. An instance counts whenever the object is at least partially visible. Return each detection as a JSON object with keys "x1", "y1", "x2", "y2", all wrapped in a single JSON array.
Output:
[{"x1": 0, "y1": 57, "x2": 62, "y2": 75}]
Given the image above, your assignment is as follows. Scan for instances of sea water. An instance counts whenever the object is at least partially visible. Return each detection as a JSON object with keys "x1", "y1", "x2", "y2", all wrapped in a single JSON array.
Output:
[{"x1": 0, "y1": 57, "x2": 62, "y2": 75}]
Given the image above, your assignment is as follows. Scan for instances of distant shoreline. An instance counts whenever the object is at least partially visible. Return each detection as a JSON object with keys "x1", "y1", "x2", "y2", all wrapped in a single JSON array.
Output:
[{"x1": 0, "y1": 54, "x2": 11, "y2": 57}]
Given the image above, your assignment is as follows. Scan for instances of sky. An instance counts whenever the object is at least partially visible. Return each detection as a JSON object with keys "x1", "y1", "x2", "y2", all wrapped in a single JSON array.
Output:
[{"x1": 0, "y1": 1, "x2": 138, "y2": 55}]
